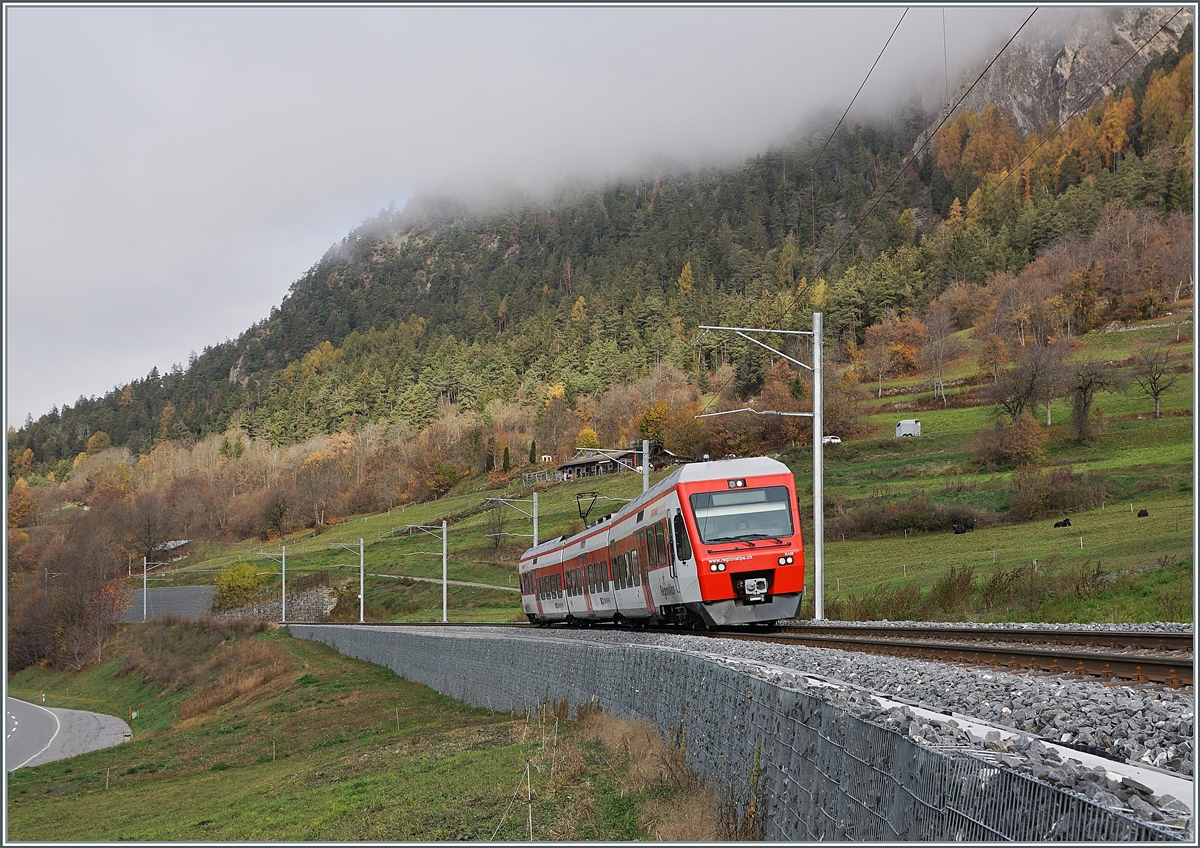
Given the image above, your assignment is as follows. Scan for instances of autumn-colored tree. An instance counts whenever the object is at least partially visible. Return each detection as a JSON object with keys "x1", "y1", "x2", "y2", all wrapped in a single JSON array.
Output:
[
  {"x1": 1098, "y1": 88, "x2": 1136, "y2": 168},
  {"x1": 86, "y1": 584, "x2": 131, "y2": 664},
  {"x1": 576, "y1": 426, "x2": 601, "y2": 449},
  {"x1": 675, "y1": 261, "x2": 695, "y2": 297},
  {"x1": 977, "y1": 334, "x2": 1010, "y2": 384},
  {"x1": 214, "y1": 562, "x2": 265, "y2": 609},
  {"x1": 861, "y1": 313, "x2": 926, "y2": 396},
  {"x1": 1140, "y1": 53, "x2": 1194, "y2": 150},
  {"x1": 638, "y1": 401, "x2": 671, "y2": 445},
  {"x1": 757, "y1": 360, "x2": 808, "y2": 447},
  {"x1": 1004, "y1": 413, "x2": 1046, "y2": 466},
  {"x1": 86, "y1": 431, "x2": 112, "y2": 454}
]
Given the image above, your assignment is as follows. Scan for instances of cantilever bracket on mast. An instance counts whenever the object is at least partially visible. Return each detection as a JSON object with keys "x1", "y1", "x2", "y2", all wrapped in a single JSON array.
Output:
[{"x1": 698, "y1": 325, "x2": 813, "y2": 371}]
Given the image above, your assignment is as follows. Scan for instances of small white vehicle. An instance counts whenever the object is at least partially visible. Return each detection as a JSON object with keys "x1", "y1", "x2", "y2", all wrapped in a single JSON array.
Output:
[{"x1": 821, "y1": 435, "x2": 841, "y2": 445}]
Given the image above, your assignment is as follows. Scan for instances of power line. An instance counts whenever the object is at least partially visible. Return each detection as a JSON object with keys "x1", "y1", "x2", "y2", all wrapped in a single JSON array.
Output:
[
  {"x1": 700, "y1": 8, "x2": 911, "y2": 416},
  {"x1": 810, "y1": 7, "x2": 909, "y2": 260},
  {"x1": 698, "y1": 7, "x2": 1037, "y2": 415},
  {"x1": 955, "y1": 6, "x2": 1188, "y2": 226},
  {"x1": 804, "y1": 8, "x2": 1038, "y2": 291}
]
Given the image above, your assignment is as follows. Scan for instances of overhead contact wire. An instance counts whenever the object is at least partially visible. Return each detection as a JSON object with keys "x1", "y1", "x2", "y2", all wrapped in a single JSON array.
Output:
[
  {"x1": 805, "y1": 7, "x2": 1038, "y2": 289},
  {"x1": 697, "y1": 8, "x2": 910, "y2": 416},
  {"x1": 958, "y1": 6, "x2": 1187, "y2": 223}
]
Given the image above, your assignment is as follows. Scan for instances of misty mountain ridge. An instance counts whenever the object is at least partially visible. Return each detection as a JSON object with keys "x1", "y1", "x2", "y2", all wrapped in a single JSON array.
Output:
[
  {"x1": 945, "y1": 6, "x2": 1192, "y2": 134},
  {"x1": 8, "y1": 11, "x2": 1192, "y2": 471}
]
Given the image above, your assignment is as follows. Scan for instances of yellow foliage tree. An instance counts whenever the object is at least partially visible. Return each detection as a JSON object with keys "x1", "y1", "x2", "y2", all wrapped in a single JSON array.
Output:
[
  {"x1": 675, "y1": 261, "x2": 695, "y2": 297},
  {"x1": 577, "y1": 426, "x2": 600, "y2": 449}
]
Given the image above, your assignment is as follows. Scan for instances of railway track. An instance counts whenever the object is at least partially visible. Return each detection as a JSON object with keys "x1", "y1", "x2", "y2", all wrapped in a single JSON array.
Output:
[{"x1": 715, "y1": 623, "x2": 1194, "y2": 686}]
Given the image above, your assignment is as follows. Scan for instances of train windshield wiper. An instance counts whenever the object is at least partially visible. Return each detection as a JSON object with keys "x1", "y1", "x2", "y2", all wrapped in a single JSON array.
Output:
[{"x1": 706, "y1": 536, "x2": 757, "y2": 546}]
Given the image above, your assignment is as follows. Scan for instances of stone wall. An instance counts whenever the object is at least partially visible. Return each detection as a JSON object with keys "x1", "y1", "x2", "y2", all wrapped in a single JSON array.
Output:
[
  {"x1": 214, "y1": 588, "x2": 338, "y2": 623},
  {"x1": 290, "y1": 625, "x2": 1182, "y2": 843}
]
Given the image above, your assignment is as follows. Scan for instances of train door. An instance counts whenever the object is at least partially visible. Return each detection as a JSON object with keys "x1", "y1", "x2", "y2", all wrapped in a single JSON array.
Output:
[
  {"x1": 593, "y1": 554, "x2": 616, "y2": 619},
  {"x1": 652, "y1": 519, "x2": 681, "y2": 603},
  {"x1": 636, "y1": 531, "x2": 655, "y2": 615},
  {"x1": 670, "y1": 508, "x2": 702, "y2": 603}
]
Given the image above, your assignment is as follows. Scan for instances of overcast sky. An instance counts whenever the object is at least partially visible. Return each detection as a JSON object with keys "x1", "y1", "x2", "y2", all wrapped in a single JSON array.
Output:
[{"x1": 5, "y1": 4, "x2": 1043, "y2": 430}]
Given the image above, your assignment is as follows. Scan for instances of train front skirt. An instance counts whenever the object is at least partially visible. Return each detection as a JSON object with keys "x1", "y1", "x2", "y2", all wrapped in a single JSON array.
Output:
[{"x1": 689, "y1": 592, "x2": 802, "y2": 627}]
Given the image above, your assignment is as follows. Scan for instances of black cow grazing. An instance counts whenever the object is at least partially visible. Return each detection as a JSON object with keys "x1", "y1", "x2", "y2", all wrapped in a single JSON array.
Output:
[
  {"x1": 965, "y1": 518, "x2": 976, "y2": 531},
  {"x1": 1138, "y1": 508, "x2": 1149, "y2": 517},
  {"x1": 1053, "y1": 518, "x2": 1072, "y2": 528},
  {"x1": 952, "y1": 523, "x2": 967, "y2": 534}
]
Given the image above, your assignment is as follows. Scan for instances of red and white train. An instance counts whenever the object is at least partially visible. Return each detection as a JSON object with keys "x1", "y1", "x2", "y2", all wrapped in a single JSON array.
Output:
[{"x1": 519, "y1": 456, "x2": 805, "y2": 629}]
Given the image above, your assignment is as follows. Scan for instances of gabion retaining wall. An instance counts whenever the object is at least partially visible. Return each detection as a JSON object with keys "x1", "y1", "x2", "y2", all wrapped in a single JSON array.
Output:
[{"x1": 290, "y1": 625, "x2": 1181, "y2": 842}]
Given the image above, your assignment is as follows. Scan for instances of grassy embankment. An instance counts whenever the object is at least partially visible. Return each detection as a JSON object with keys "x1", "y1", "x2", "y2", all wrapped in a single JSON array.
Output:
[
  {"x1": 155, "y1": 315, "x2": 1192, "y2": 624},
  {"x1": 7, "y1": 619, "x2": 724, "y2": 841}
]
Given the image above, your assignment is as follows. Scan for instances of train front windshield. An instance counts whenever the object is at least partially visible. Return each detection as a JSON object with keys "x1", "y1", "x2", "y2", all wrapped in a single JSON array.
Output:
[{"x1": 688, "y1": 486, "x2": 794, "y2": 544}]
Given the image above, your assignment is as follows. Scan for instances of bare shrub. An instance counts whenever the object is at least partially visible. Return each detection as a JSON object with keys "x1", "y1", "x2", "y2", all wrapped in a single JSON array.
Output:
[
  {"x1": 980, "y1": 561, "x2": 1058, "y2": 613},
  {"x1": 827, "y1": 490, "x2": 983, "y2": 540},
  {"x1": 925, "y1": 565, "x2": 976, "y2": 616},
  {"x1": 1006, "y1": 467, "x2": 1109, "y2": 520}
]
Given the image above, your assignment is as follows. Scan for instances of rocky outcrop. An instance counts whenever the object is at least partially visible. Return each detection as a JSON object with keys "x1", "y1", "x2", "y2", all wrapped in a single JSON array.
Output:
[{"x1": 918, "y1": 7, "x2": 1192, "y2": 146}]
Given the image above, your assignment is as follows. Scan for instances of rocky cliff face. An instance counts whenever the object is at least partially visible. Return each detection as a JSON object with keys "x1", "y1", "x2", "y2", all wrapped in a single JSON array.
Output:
[{"x1": 923, "y1": 7, "x2": 1192, "y2": 142}]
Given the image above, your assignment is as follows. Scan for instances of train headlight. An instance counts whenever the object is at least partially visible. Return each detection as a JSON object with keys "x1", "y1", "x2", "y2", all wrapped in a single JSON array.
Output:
[
  {"x1": 778, "y1": 555, "x2": 795, "y2": 565},
  {"x1": 718, "y1": 562, "x2": 726, "y2": 571},
  {"x1": 710, "y1": 564, "x2": 718, "y2": 572}
]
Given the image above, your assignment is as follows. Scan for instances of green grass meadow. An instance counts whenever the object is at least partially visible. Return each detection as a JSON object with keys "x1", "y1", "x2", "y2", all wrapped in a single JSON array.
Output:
[{"x1": 7, "y1": 624, "x2": 719, "y2": 841}]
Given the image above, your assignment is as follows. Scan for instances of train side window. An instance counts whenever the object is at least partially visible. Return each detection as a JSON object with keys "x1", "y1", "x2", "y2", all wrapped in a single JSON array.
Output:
[
  {"x1": 654, "y1": 523, "x2": 667, "y2": 566},
  {"x1": 625, "y1": 553, "x2": 633, "y2": 586},
  {"x1": 631, "y1": 550, "x2": 641, "y2": 585},
  {"x1": 646, "y1": 528, "x2": 658, "y2": 567},
  {"x1": 673, "y1": 513, "x2": 692, "y2": 561},
  {"x1": 611, "y1": 557, "x2": 621, "y2": 590}
]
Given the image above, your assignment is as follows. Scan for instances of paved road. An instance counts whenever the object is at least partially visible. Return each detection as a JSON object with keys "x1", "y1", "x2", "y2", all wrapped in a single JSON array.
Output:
[{"x1": 6, "y1": 697, "x2": 131, "y2": 771}]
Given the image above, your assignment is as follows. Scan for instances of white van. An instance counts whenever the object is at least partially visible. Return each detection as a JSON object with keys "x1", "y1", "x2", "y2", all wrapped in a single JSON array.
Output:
[{"x1": 895, "y1": 419, "x2": 921, "y2": 437}]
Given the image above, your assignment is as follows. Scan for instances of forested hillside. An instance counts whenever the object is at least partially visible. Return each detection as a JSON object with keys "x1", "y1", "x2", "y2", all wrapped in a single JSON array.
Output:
[
  {"x1": 10, "y1": 26, "x2": 1192, "y2": 471},
  {"x1": 6, "y1": 20, "x2": 1193, "y2": 669}
]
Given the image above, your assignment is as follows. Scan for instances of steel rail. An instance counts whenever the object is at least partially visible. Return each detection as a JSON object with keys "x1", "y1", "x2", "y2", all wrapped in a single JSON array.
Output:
[
  {"x1": 717, "y1": 630, "x2": 1192, "y2": 686},
  {"x1": 778, "y1": 622, "x2": 1194, "y2": 652}
]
